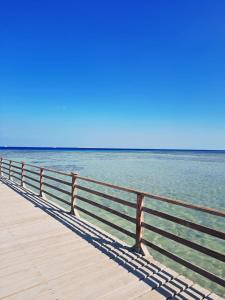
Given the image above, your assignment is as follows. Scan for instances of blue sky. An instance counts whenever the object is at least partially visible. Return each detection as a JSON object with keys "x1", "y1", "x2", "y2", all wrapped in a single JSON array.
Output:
[{"x1": 0, "y1": 0, "x2": 225, "y2": 149}]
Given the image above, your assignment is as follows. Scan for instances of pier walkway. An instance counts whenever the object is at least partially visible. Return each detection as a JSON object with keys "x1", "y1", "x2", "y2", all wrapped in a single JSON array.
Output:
[{"x1": 0, "y1": 178, "x2": 223, "y2": 300}]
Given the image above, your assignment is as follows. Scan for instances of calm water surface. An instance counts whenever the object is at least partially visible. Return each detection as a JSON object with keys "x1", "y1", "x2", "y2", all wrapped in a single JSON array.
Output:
[{"x1": 1, "y1": 149, "x2": 225, "y2": 296}]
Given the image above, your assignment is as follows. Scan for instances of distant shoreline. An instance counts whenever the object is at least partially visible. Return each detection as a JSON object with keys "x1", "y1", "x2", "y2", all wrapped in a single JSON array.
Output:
[{"x1": 0, "y1": 147, "x2": 225, "y2": 152}]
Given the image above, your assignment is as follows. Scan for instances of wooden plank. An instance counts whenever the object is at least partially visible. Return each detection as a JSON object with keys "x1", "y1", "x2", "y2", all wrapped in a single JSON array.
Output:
[
  {"x1": 74, "y1": 205, "x2": 136, "y2": 239},
  {"x1": 43, "y1": 189, "x2": 70, "y2": 206},
  {"x1": 44, "y1": 182, "x2": 71, "y2": 196},
  {"x1": 77, "y1": 195, "x2": 136, "y2": 223},
  {"x1": 75, "y1": 184, "x2": 136, "y2": 208},
  {"x1": 42, "y1": 174, "x2": 71, "y2": 186},
  {"x1": 143, "y1": 207, "x2": 225, "y2": 240},
  {"x1": 142, "y1": 239, "x2": 225, "y2": 287},
  {"x1": 143, "y1": 223, "x2": 225, "y2": 262}
]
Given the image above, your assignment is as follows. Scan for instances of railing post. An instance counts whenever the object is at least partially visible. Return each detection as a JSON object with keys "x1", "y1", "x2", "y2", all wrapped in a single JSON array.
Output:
[
  {"x1": 132, "y1": 193, "x2": 149, "y2": 256},
  {"x1": 70, "y1": 172, "x2": 79, "y2": 216},
  {"x1": 21, "y1": 162, "x2": 24, "y2": 187},
  {"x1": 39, "y1": 168, "x2": 44, "y2": 197},
  {"x1": 136, "y1": 193, "x2": 144, "y2": 251},
  {"x1": 0, "y1": 158, "x2": 2, "y2": 177},
  {"x1": 9, "y1": 160, "x2": 12, "y2": 180}
]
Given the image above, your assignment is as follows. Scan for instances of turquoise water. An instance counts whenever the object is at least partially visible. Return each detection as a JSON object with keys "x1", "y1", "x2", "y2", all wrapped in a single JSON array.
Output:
[{"x1": 0, "y1": 149, "x2": 225, "y2": 296}]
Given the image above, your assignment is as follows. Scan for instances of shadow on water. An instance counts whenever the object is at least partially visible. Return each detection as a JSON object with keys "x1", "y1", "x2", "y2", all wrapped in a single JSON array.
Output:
[{"x1": 0, "y1": 177, "x2": 220, "y2": 299}]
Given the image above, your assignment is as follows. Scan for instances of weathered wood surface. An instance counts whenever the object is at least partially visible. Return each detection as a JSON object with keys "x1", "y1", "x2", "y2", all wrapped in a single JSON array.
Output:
[{"x1": 0, "y1": 179, "x2": 223, "y2": 300}]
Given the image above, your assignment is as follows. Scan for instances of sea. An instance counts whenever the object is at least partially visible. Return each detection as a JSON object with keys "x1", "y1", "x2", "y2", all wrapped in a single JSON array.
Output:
[{"x1": 0, "y1": 148, "x2": 224, "y2": 296}]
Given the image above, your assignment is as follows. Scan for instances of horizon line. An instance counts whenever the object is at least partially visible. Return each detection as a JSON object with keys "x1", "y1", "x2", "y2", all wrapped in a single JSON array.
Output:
[{"x1": 0, "y1": 146, "x2": 225, "y2": 152}]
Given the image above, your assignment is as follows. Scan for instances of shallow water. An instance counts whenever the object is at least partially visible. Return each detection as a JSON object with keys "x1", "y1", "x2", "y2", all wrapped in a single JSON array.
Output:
[{"x1": 0, "y1": 149, "x2": 225, "y2": 296}]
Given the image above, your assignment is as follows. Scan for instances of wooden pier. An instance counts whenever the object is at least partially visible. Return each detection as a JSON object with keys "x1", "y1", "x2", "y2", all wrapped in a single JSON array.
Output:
[{"x1": 0, "y1": 158, "x2": 224, "y2": 299}]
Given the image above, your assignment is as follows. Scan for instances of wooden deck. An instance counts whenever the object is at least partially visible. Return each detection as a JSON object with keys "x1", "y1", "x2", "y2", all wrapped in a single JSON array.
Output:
[{"x1": 0, "y1": 178, "x2": 223, "y2": 300}]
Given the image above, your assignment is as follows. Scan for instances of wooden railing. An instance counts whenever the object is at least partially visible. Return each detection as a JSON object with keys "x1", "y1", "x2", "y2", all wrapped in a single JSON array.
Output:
[{"x1": 0, "y1": 157, "x2": 225, "y2": 288}]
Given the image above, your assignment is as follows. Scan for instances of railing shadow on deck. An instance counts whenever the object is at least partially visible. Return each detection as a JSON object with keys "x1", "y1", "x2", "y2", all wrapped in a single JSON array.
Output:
[{"x1": 0, "y1": 176, "x2": 211, "y2": 300}]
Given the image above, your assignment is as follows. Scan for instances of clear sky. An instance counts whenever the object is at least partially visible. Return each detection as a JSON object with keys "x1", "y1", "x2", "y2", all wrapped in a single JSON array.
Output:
[{"x1": 0, "y1": 0, "x2": 225, "y2": 149}]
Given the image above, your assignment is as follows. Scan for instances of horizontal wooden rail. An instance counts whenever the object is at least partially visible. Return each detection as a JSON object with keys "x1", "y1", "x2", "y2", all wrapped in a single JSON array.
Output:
[
  {"x1": 23, "y1": 162, "x2": 73, "y2": 176},
  {"x1": 10, "y1": 174, "x2": 21, "y2": 181},
  {"x1": 142, "y1": 222, "x2": 225, "y2": 262},
  {"x1": 2, "y1": 158, "x2": 21, "y2": 164},
  {"x1": 77, "y1": 175, "x2": 139, "y2": 194},
  {"x1": 143, "y1": 207, "x2": 225, "y2": 240},
  {"x1": 77, "y1": 195, "x2": 136, "y2": 223},
  {"x1": 3, "y1": 158, "x2": 72, "y2": 176},
  {"x1": 144, "y1": 194, "x2": 225, "y2": 218},
  {"x1": 23, "y1": 180, "x2": 39, "y2": 190},
  {"x1": 142, "y1": 239, "x2": 225, "y2": 287},
  {"x1": 43, "y1": 174, "x2": 71, "y2": 186},
  {"x1": 10, "y1": 169, "x2": 21, "y2": 176},
  {"x1": 23, "y1": 174, "x2": 40, "y2": 183},
  {"x1": 77, "y1": 175, "x2": 225, "y2": 218},
  {"x1": 24, "y1": 169, "x2": 40, "y2": 176},
  {"x1": 74, "y1": 204, "x2": 136, "y2": 239},
  {"x1": 75, "y1": 184, "x2": 136, "y2": 208},
  {"x1": 44, "y1": 182, "x2": 71, "y2": 196},
  {"x1": 43, "y1": 167, "x2": 72, "y2": 177},
  {"x1": 43, "y1": 190, "x2": 71, "y2": 206},
  {"x1": 1, "y1": 166, "x2": 10, "y2": 172},
  {"x1": 1, "y1": 157, "x2": 225, "y2": 218},
  {"x1": 20, "y1": 162, "x2": 40, "y2": 169},
  {"x1": 11, "y1": 165, "x2": 22, "y2": 170}
]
